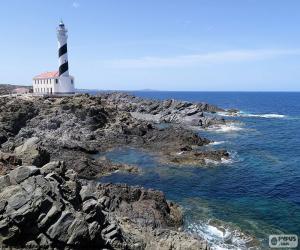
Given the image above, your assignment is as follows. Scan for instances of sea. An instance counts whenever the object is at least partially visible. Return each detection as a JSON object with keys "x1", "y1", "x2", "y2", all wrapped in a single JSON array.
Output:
[{"x1": 93, "y1": 91, "x2": 300, "y2": 249}]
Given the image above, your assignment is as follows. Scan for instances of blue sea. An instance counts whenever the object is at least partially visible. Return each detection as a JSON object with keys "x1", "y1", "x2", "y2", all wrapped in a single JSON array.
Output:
[{"x1": 98, "y1": 92, "x2": 300, "y2": 249}]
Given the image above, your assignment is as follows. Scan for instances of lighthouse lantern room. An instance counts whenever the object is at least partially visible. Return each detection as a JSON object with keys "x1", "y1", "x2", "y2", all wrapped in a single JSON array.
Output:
[{"x1": 32, "y1": 21, "x2": 75, "y2": 95}]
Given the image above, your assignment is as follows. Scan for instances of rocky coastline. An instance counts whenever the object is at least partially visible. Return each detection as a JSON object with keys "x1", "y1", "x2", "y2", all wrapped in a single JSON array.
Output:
[{"x1": 0, "y1": 88, "x2": 233, "y2": 249}]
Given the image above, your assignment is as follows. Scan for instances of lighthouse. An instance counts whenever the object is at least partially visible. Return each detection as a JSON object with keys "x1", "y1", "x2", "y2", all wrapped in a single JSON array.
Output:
[
  {"x1": 56, "y1": 20, "x2": 75, "y2": 94},
  {"x1": 32, "y1": 21, "x2": 75, "y2": 95}
]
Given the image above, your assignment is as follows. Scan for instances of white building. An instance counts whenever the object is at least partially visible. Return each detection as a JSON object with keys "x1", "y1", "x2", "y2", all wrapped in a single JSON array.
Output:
[
  {"x1": 32, "y1": 71, "x2": 74, "y2": 94},
  {"x1": 33, "y1": 21, "x2": 75, "y2": 95}
]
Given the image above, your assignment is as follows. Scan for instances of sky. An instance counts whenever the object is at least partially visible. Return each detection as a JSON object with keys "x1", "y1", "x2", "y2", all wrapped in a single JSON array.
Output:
[{"x1": 1, "y1": 0, "x2": 300, "y2": 91}]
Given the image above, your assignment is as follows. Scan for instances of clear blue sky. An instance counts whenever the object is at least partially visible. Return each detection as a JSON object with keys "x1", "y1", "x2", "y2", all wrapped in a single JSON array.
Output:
[{"x1": 1, "y1": 0, "x2": 300, "y2": 91}]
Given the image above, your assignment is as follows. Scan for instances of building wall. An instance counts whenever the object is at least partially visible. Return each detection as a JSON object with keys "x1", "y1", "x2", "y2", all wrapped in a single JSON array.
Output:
[
  {"x1": 32, "y1": 78, "x2": 57, "y2": 94},
  {"x1": 32, "y1": 76, "x2": 75, "y2": 94},
  {"x1": 56, "y1": 76, "x2": 75, "y2": 93}
]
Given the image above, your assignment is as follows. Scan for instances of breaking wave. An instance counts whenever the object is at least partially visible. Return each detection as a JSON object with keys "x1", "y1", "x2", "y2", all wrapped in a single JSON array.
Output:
[
  {"x1": 206, "y1": 124, "x2": 244, "y2": 133},
  {"x1": 218, "y1": 111, "x2": 286, "y2": 119},
  {"x1": 209, "y1": 141, "x2": 226, "y2": 146},
  {"x1": 240, "y1": 113, "x2": 285, "y2": 118},
  {"x1": 204, "y1": 151, "x2": 238, "y2": 166},
  {"x1": 187, "y1": 219, "x2": 259, "y2": 250},
  {"x1": 204, "y1": 158, "x2": 234, "y2": 166}
]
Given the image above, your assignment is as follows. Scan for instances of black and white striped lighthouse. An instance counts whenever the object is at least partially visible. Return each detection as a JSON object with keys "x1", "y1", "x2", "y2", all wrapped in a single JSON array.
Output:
[
  {"x1": 55, "y1": 20, "x2": 75, "y2": 94},
  {"x1": 32, "y1": 21, "x2": 75, "y2": 95}
]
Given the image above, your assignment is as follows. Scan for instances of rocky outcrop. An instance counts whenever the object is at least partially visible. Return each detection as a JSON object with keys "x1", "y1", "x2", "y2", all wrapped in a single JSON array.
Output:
[
  {"x1": 0, "y1": 89, "x2": 233, "y2": 249},
  {"x1": 14, "y1": 137, "x2": 50, "y2": 167},
  {"x1": 0, "y1": 94, "x2": 230, "y2": 177},
  {"x1": 0, "y1": 97, "x2": 38, "y2": 145},
  {"x1": 0, "y1": 164, "x2": 209, "y2": 249},
  {"x1": 161, "y1": 149, "x2": 230, "y2": 166},
  {"x1": 101, "y1": 92, "x2": 226, "y2": 128},
  {"x1": 0, "y1": 151, "x2": 21, "y2": 175}
]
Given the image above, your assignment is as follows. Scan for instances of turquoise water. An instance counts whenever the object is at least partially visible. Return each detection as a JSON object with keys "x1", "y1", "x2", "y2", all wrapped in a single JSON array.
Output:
[{"x1": 99, "y1": 92, "x2": 300, "y2": 249}]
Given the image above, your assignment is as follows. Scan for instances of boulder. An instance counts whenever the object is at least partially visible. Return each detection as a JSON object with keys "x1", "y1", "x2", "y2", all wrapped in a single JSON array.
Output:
[
  {"x1": 15, "y1": 138, "x2": 50, "y2": 167},
  {"x1": 9, "y1": 165, "x2": 40, "y2": 184}
]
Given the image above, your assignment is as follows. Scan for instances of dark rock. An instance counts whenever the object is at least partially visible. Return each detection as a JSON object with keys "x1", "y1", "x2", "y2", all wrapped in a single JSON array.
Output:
[
  {"x1": 14, "y1": 138, "x2": 50, "y2": 167},
  {"x1": 0, "y1": 175, "x2": 11, "y2": 189},
  {"x1": 180, "y1": 145, "x2": 193, "y2": 151},
  {"x1": 47, "y1": 211, "x2": 74, "y2": 242},
  {"x1": 9, "y1": 165, "x2": 40, "y2": 184},
  {"x1": 0, "y1": 93, "x2": 230, "y2": 178},
  {"x1": 40, "y1": 161, "x2": 65, "y2": 176},
  {"x1": 0, "y1": 163, "x2": 209, "y2": 249}
]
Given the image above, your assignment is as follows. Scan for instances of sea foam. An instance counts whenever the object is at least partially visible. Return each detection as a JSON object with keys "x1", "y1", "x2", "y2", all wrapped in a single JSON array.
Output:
[
  {"x1": 187, "y1": 220, "x2": 256, "y2": 250},
  {"x1": 218, "y1": 111, "x2": 286, "y2": 119},
  {"x1": 206, "y1": 124, "x2": 244, "y2": 133},
  {"x1": 209, "y1": 141, "x2": 226, "y2": 146},
  {"x1": 204, "y1": 151, "x2": 237, "y2": 166}
]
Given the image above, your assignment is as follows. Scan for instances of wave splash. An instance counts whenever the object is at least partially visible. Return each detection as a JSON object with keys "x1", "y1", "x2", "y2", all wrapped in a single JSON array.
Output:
[
  {"x1": 218, "y1": 111, "x2": 286, "y2": 119},
  {"x1": 204, "y1": 151, "x2": 238, "y2": 166},
  {"x1": 187, "y1": 219, "x2": 259, "y2": 250},
  {"x1": 206, "y1": 124, "x2": 244, "y2": 133},
  {"x1": 209, "y1": 141, "x2": 226, "y2": 146}
]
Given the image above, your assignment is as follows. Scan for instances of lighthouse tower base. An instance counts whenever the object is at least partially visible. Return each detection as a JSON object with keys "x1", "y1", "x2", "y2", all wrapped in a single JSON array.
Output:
[{"x1": 54, "y1": 76, "x2": 75, "y2": 94}]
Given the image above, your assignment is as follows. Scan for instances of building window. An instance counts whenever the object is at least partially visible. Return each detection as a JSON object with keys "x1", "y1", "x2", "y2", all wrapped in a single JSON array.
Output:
[
  {"x1": 55, "y1": 79, "x2": 58, "y2": 84},
  {"x1": 71, "y1": 79, "x2": 73, "y2": 84}
]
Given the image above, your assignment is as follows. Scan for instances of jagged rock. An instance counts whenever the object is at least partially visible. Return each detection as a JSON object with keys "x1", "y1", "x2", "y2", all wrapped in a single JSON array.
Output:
[
  {"x1": 0, "y1": 93, "x2": 230, "y2": 177},
  {"x1": 0, "y1": 164, "x2": 209, "y2": 249},
  {"x1": 38, "y1": 205, "x2": 61, "y2": 230},
  {"x1": 0, "y1": 175, "x2": 11, "y2": 189},
  {"x1": 9, "y1": 165, "x2": 40, "y2": 184},
  {"x1": 47, "y1": 211, "x2": 74, "y2": 242},
  {"x1": 103, "y1": 92, "x2": 225, "y2": 128},
  {"x1": 0, "y1": 151, "x2": 21, "y2": 176},
  {"x1": 0, "y1": 167, "x2": 123, "y2": 249},
  {"x1": 37, "y1": 233, "x2": 52, "y2": 248},
  {"x1": 0, "y1": 151, "x2": 21, "y2": 166},
  {"x1": 80, "y1": 183, "x2": 97, "y2": 201},
  {"x1": 14, "y1": 137, "x2": 50, "y2": 167},
  {"x1": 0, "y1": 88, "x2": 235, "y2": 249},
  {"x1": 40, "y1": 161, "x2": 65, "y2": 176}
]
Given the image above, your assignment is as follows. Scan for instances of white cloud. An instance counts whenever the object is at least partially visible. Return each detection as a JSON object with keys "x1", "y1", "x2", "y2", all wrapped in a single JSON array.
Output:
[
  {"x1": 101, "y1": 49, "x2": 300, "y2": 69},
  {"x1": 72, "y1": 2, "x2": 80, "y2": 8}
]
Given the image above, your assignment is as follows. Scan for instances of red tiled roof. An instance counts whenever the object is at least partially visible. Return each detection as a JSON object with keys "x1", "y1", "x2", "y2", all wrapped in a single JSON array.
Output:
[{"x1": 33, "y1": 71, "x2": 59, "y2": 79}]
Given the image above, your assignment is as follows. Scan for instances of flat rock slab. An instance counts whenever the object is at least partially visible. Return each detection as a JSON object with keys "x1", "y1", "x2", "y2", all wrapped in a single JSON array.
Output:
[{"x1": 9, "y1": 166, "x2": 40, "y2": 184}]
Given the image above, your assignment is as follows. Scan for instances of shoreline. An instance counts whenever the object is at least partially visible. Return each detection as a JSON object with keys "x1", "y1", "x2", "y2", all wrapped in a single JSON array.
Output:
[{"x1": 0, "y1": 87, "x2": 263, "y2": 249}]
